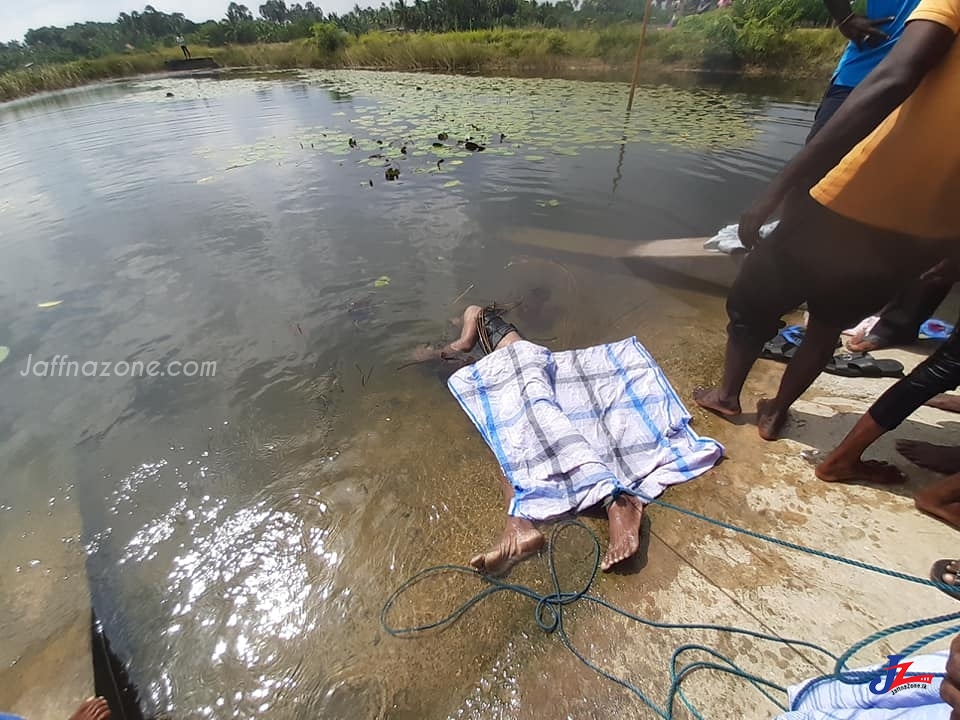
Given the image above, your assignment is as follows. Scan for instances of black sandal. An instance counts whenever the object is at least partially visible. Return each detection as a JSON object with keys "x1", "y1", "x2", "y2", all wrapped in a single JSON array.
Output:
[
  {"x1": 930, "y1": 559, "x2": 960, "y2": 600},
  {"x1": 477, "y1": 305, "x2": 520, "y2": 354}
]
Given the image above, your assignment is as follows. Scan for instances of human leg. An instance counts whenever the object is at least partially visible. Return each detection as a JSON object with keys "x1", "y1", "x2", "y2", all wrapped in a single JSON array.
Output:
[
  {"x1": 695, "y1": 225, "x2": 804, "y2": 418},
  {"x1": 805, "y1": 83, "x2": 853, "y2": 143},
  {"x1": 915, "y1": 473, "x2": 960, "y2": 530},
  {"x1": 757, "y1": 315, "x2": 842, "y2": 440},
  {"x1": 815, "y1": 327, "x2": 960, "y2": 478},
  {"x1": 601, "y1": 494, "x2": 644, "y2": 571},
  {"x1": 70, "y1": 698, "x2": 111, "y2": 720},
  {"x1": 470, "y1": 473, "x2": 544, "y2": 575},
  {"x1": 848, "y1": 279, "x2": 952, "y2": 352},
  {"x1": 814, "y1": 413, "x2": 905, "y2": 484}
]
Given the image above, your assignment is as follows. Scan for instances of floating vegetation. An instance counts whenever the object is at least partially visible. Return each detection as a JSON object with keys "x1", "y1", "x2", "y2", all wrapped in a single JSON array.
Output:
[
  {"x1": 442, "y1": 180, "x2": 462, "y2": 188},
  {"x1": 373, "y1": 275, "x2": 391, "y2": 288},
  {"x1": 385, "y1": 167, "x2": 400, "y2": 181},
  {"x1": 0, "y1": 346, "x2": 9, "y2": 365},
  {"x1": 37, "y1": 300, "x2": 63, "y2": 308},
  {"x1": 537, "y1": 199, "x2": 560, "y2": 208},
  {"x1": 166, "y1": 70, "x2": 757, "y2": 192}
]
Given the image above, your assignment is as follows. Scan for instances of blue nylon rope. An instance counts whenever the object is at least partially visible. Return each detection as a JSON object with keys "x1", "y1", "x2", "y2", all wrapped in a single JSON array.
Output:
[{"x1": 381, "y1": 502, "x2": 960, "y2": 718}]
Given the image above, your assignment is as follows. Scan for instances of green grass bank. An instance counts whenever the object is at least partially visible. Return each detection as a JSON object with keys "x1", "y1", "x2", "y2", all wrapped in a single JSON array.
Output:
[{"x1": 0, "y1": 23, "x2": 845, "y2": 103}]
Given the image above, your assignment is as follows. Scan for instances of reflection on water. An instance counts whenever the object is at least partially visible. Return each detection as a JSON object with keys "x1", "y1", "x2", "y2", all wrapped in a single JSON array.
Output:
[{"x1": 0, "y1": 69, "x2": 814, "y2": 717}]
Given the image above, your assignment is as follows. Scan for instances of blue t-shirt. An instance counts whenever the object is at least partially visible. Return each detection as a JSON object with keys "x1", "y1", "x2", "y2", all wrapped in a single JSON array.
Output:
[{"x1": 832, "y1": 0, "x2": 922, "y2": 87}]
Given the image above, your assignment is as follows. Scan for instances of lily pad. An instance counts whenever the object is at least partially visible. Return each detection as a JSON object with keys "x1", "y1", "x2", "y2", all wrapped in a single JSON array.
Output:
[
  {"x1": 374, "y1": 275, "x2": 391, "y2": 288},
  {"x1": 196, "y1": 176, "x2": 214, "y2": 184},
  {"x1": 37, "y1": 300, "x2": 63, "y2": 308},
  {"x1": 0, "y1": 346, "x2": 8, "y2": 365},
  {"x1": 524, "y1": 155, "x2": 546, "y2": 162},
  {"x1": 443, "y1": 180, "x2": 462, "y2": 188}
]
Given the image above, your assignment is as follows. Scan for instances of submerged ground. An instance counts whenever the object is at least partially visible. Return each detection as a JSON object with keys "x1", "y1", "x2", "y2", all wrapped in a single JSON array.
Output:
[{"x1": 1, "y1": 70, "x2": 957, "y2": 719}]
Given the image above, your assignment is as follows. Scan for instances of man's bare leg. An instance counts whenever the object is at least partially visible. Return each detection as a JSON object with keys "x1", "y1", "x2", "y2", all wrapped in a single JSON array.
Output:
[
  {"x1": 470, "y1": 473, "x2": 544, "y2": 575},
  {"x1": 814, "y1": 413, "x2": 906, "y2": 484},
  {"x1": 70, "y1": 698, "x2": 111, "y2": 720},
  {"x1": 757, "y1": 316, "x2": 841, "y2": 441},
  {"x1": 897, "y1": 440, "x2": 960, "y2": 474},
  {"x1": 693, "y1": 333, "x2": 764, "y2": 418},
  {"x1": 601, "y1": 494, "x2": 644, "y2": 571},
  {"x1": 925, "y1": 394, "x2": 960, "y2": 413},
  {"x1": 915, "y1": 472, "x2": 960, "y2": 530}
]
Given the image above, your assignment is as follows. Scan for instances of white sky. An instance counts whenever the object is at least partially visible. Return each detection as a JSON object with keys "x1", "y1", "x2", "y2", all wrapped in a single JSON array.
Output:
[{"x1": 1, "y1": 0, "x2": 364, "y2": 43}]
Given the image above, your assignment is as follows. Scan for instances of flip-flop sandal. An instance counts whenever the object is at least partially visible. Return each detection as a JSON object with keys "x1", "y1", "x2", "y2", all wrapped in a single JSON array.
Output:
[
  {"x1": 930, "y1": 559, "x2": 960, "y2": 600},
  {"x1": 920, "y1": 318, "x2": 955, "y2": 340},
  {"x1": 760, "y1": 325, "x2": 805, "y2": 363},
  {"x1": 824, "y1": 352, "x2": 904, "y2": 378}
]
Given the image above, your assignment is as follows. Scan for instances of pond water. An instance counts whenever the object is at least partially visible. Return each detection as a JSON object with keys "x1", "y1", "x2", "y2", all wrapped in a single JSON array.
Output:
[{"x1": 0, "y1": 70, "x2": 817, "y2": 718}]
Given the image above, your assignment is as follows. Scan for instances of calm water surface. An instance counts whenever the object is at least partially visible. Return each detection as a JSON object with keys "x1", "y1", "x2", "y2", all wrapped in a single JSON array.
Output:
[{"x1": 0, "y1": 70, "x2": 815, "y2": 718}]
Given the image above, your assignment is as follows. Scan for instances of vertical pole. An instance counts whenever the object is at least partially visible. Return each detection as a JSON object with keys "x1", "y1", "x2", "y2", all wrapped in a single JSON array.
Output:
[{"x1": 626, "y1": 0, "x2": 655, "y2": 112}]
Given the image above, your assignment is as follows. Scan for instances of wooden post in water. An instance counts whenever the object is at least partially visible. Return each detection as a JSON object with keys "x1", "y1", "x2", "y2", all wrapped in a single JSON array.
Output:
[{"x1": 626, "y1": 0, "x2": 656, "y2": 112}]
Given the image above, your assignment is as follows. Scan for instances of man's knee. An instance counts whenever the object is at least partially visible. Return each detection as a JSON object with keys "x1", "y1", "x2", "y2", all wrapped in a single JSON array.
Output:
[{"x1": 725, "y1": 243, "x2": 798, "y2": 344}]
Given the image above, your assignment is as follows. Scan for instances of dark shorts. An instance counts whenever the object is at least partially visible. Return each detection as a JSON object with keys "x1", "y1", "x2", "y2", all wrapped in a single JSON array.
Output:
[
  {"x1": 806, "y1": 83, "x2": 853, "y2": 143},
  {"x1": 726, "y1": 193, "x2": 946, "y2": 344}
]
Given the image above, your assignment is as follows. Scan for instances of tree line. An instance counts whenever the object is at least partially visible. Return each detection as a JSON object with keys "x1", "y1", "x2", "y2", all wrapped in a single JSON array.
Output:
[{"x1": 0, "y1": 0, "x2": 830, "y2": 72}]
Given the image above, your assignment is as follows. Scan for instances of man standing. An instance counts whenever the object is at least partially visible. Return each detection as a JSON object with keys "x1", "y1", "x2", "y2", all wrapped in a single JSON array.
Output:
[
  {"x1": 814, "y1": 0, "x2": 954, "y2": 350},
  {"x1": 176, "y1": 33, "x2": 191, "y2": 60},
  {"x1": 695, "y1": 0, "x2": 960, "y2": 440}
]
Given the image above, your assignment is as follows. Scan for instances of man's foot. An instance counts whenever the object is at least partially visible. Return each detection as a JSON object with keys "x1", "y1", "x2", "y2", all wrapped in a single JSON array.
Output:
[
  {"x1": 929, "y1": 559, "x2": 960, "y2": 600},
  {"x1": 411, "y1": 344, "x2": 442, "y2": 363},
  {"x1": 601, "y1": 495, "x2": 644, "y2": 571},
  {"x1": 470, "y1": 516, "x2": 545, "y2": 576},
  {"x1": 924, "y1": 394, "x2": 960, "y2": 414},
  {"x1": 897, "y1": 440, "x2": 960, "y2": 474},
  {"x1": 915, "y1": 490, "x2": 960, "y2": 531},
  {"x1": 693, "y1": 387, "x2": 741, "y2": 418},
  {"x1": 756, "y1": 399, "x2": 788, "y2": 441},
  {"x1": 815, "y1": 457, "x2": 906, "y2": 484},
  {"x1": 70, "y1": 698, "x2": 111, "y2": 720}
]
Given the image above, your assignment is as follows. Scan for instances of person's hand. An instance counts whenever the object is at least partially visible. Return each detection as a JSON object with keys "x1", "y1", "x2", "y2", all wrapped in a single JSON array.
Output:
[
  {"x1": 738, "y1": 189, "x2": 781, "y2": 250},
  {"x1": 940, "y1": 633, "x2": 960, "y2": 719},
  {"x1": 919, "y1": 258, "x2": 960, "y2": 284},
  {"x1": 839, "y1": 14, "x2": 894, "y2": 48}
]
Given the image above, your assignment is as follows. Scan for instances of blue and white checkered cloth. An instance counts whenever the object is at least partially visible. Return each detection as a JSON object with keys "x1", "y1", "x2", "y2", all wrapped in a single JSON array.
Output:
[{"x1": 448, "y1": 337, "x2": 724, "y2": 521}]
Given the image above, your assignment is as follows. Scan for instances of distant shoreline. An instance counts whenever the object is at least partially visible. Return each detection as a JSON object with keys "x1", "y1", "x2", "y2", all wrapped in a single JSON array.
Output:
[{"x1": 0, "y1": 26, "x2": 844, "y2": 103}]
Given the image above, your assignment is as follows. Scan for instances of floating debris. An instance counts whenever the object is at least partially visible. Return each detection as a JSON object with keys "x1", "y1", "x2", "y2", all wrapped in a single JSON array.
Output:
[
  {"x1": 385, "y1": 167, "x2": 400, "y2": 181},
  {"x1": 432, "y1": 142, "x2": 444, "y2": 148},
  {"x1": 348, "y1": 138, "x2": 357, "y2": 148},
  {"x1": 37, "y1": 300, "x2": 63, "y2": 309},
  {"x1": 437, "y1": 132, "x2": 449, "y2": 141},
  {"x1": 165, "y1": 92, "x2": 174, "y2": 97},
  {"x1": 464, "y1": 141, "x2": 485, "y2": 152},
  {"x1": 400, "y1": 145, "x2": 407, "y2": 154}
]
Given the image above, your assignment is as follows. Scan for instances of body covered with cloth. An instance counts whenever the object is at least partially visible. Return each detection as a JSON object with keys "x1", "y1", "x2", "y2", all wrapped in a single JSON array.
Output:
[{"x1": 447, "y1": 335, "x2": 723, "y2": 571}]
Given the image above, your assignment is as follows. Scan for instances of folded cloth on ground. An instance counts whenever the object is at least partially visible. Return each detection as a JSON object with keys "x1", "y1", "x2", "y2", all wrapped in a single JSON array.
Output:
[
  {"x1": 703, "y1": 221, "x2": 779, "y2": 254},
  {"x1": 447, "y1": 338, "x2": 724, "y2": 522},
  {"x1": 775, "y1": 651, "x2": 949, "y2": 720}
]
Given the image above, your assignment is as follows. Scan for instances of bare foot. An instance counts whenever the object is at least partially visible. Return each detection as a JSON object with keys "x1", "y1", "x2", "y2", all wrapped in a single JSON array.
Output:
[
  {"x1": 897, "y1": 440, "x2": 960, "y2": 474},
  {"x1": 693, "y1": 387, "x2": 741, "y2": 418},
  {"x1": 924, "y1": 394, "x2": 960, "y2": 414},
  {"x1": 915, "y1": 491, "x2": 960, "y2": 531},
  {"x1": 815, "y1": 457, "x2": 906, "y2": 484},
  {"x1": 602, "y1": 495, "x2": 644, "y2": 571},
  {"x1": 470, "y1": 516, "x2": 544, "y2": 576},
  {"x1": 756, "y1": 399, "x2": 788, "y2": 441},
  {"x1": 70, "y1": 698, "x2": 111, "y2": 720},
  {"x1": 846, "y1": 332, "x2": 884, "y2": 353}
]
